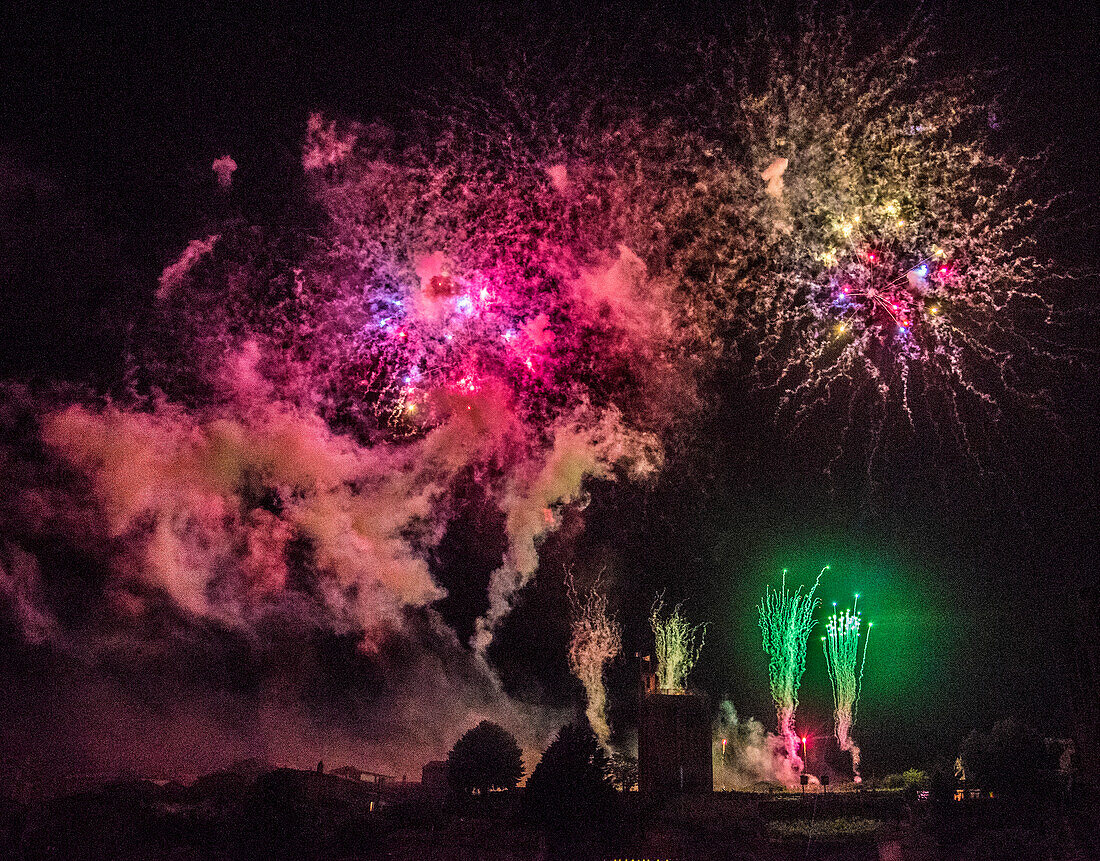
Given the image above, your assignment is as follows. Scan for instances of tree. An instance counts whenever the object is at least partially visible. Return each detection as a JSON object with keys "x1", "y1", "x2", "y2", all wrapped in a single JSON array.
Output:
[
  {"x1": 523, "y1": 723, "x2": 617, "y2": 830},
  {"x1": 607, "y1": 752, "x2": 638, "y2": 792},
  {"x1": 446, "y1": 720, "x2": 524, "y2": 796},
  {"x1": 880, "y1": 769, "x2": 929, "y2": 792},
  {"x1": 960, "y1": 718, "x2": 1046, "y2": 802}
]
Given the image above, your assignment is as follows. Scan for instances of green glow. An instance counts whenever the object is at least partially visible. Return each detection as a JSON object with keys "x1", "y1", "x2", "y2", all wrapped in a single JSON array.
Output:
[
  {"x1": 758, "y1": 566, "x2": 825, "y2": 768},
  {"x1": 822, "y1": 597, "x2": 872, "y2": 781},
  {"x1": 650, "y1": 594, "x2": 706, "y2": 693},
  {"x1": 719, "y1": 537, "x2": 961, "y2": 781}
]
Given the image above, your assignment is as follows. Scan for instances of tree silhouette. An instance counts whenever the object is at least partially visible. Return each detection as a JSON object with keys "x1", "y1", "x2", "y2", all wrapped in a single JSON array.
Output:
[
  {"x1": 446, "y1": 720, "x2": 524, "y2": 796},
  {"x1": 960, "y1": 717, "x2": 1047, "y2": 802},
  {"x1": 523, "y1": 723, "x2": 617, "y2": 830},
  {"x1": 607, "y1": 752, "x2": 638, "y2": 792}
]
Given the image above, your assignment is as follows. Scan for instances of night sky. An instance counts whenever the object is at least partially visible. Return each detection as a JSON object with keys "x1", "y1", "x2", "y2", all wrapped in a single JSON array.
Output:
[{"x1": 1, "y1": 0, "x2": 1097, "y2": 790}]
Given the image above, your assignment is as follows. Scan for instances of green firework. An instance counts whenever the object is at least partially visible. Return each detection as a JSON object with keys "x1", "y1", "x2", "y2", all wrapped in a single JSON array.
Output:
[
  {"x1": 822, "y1": 596, "x2": 872, "y2": 780},
  {"x1": 758, "y1": 567, "x2": 825, "y2": 767}
]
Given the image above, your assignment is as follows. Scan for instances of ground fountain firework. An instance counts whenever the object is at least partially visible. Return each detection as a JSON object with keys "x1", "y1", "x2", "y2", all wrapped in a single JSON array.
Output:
[
  {"x1": 822, "y1": 596, "x2": 872, "y2": 781},
  {"x1": 566, "y1": 572, "x2": 622, "y2": 745},
  {"x1": 650, "y1": 595, "x2": 706, "y2": 693},
  {"x1": 758, "y1": 567, "x2": 825, "y2": 771}
]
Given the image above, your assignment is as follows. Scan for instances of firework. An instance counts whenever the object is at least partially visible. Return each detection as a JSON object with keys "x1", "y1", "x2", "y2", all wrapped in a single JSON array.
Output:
[
  {"x1": 758, "y1": 567, "x2": 825, "y2": 769},
  {"x1": 650, "y1": 594, "x2": 706, "y2": 693},
  {"x1": 2, "y1": 12, "x2": 1084, "y2": 788},
  {"x1": 673, "y1": 18, "x2": 1076, "y2": 480},
  {"x1": 566, "y1": 571, "x2": 622, "y2": 745},
  {"x1": 822, "y1": 596, "x2": 872, "y2": 781},
  {"x1": 148, "y1": 82, "x2": 690, "y2": 653}
]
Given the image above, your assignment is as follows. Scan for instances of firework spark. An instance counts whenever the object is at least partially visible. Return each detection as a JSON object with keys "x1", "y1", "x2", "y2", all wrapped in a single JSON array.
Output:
[
  {"x1": 650, "y1": 594, "x2": 706, "y2": 694},
  {"x1": 566, "y1": 571, "x2": 622, "y2": 745},
  {"x1": 822, "y1": 596, "x2": 872, "y2": 781},
  {"x1": 675, "y1": 18, "x2": 1079, "y2": 480},
  {"x1": 758, "y1": 567, "x2": 825, "y2": 769}
]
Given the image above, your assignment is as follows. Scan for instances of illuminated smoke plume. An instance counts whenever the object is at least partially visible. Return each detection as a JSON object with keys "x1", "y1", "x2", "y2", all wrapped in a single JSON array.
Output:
[
  {"x1": 566, "y1": 571, "x2": 622, "y2": 746},
  {"x1": 650, "y1": 594, "x2": 705, "y2": 693},
  {"x1": 156, "y1": 235, "x2": 218, "y2": 301},
  {"x1": 822, "y1": 597, "x2": 872, "y2": 781},
  {"x1": 713, "y1": 700, "x2": 806, "y2": 790},
  {"x1": 474, "y1": 414, "x2": 660, "y2": 652},
  {"x1": 758, "y1": 567, "x2": 824, "y2": 771},
  {"x1": 0, "y1": 36, "x2": 696, "y2": 779},
  {"x1": 211, "y1": 155, "x2": 237, "y2": 188}
]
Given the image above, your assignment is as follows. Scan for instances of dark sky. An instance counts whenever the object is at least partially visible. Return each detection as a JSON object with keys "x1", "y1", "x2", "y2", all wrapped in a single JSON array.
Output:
[{"x1": 0, "y1": 0, "x2": 1097, "y2": 786}]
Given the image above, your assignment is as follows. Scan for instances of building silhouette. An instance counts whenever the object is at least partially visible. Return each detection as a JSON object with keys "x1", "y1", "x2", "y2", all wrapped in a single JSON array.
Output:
[{"x1": 636, "y1": 654, "x2": 712, "y2": 798}]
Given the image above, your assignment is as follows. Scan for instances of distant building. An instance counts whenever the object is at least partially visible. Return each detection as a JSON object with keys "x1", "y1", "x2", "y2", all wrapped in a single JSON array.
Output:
[
  {"x1": 637, "y1": 655, "x2": 713, "y2": 798},
  {"x1": 330, "y1": 766, "x2": 393, "y2": 791},
  {"x1": 260, "y1": 768, "x2": 387, "y2": 812}
]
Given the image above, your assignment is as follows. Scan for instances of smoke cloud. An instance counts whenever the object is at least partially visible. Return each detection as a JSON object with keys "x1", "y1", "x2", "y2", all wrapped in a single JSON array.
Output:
[
  {"x1": 157, "y1": 235, "x2": 219, "y2": 301},
  {"x1": 212, "y1": 155, "x2": 237, "y2": 189},
  {"x1": 713, "y1": 701, "x2": 807, "y2": 789},
  {"x1": 0, "y1": 79, "x2": 698, "y2": 784}
]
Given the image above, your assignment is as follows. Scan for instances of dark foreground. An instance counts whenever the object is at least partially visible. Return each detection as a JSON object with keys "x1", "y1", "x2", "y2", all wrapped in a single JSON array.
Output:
[{"x1": 2, "y1": 770, "x2": 1098, "y2": 861}]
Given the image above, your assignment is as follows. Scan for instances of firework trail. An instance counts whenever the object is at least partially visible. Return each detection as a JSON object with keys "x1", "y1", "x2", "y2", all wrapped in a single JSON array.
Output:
[
  {"x1": 566, "y1": 571, "x2": 622, "y2": 745},
  {"x1": 758, "y1": 567, "x2": 825, "y2": 769},
  {"x1": 822, "y1": 596, "x2": 872, "y2": 781},
  {"x1": 650, "y1": 594, "x2": 706, "y2": 693}
]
